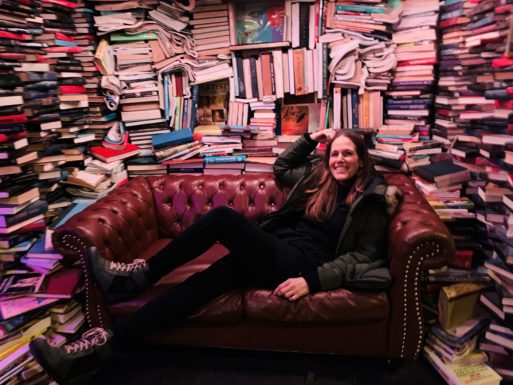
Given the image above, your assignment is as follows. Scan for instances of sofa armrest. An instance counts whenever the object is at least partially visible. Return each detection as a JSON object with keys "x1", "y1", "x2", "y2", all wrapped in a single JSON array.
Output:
[
  {"x1": 53, "y1": 177, "x2": 160, "y2": 265},
  {"x1": 384, "y1": 174, "x2": 455, "y2": 359}
]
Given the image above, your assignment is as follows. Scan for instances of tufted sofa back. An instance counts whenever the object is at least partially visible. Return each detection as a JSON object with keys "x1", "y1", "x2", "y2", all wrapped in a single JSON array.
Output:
[{"x1": 146, "y1": 174, "x2": 287, "y2": 238}]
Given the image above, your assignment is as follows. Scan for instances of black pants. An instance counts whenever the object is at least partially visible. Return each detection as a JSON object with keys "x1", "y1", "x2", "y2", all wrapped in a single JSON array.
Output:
[{"x1": 113, "y1": 206, "x2": 309, "y2": 343}]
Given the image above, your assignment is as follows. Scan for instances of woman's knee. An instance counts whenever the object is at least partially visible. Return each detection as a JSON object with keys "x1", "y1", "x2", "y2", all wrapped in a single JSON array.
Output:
[{"x1": 207, "y1": 206, "x2": 244, "y2": 223}]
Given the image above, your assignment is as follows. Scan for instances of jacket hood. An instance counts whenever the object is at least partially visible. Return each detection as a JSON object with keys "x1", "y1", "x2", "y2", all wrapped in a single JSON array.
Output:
[{"x1": 363, "y1": 174, "x2": 403, "y2": 216}]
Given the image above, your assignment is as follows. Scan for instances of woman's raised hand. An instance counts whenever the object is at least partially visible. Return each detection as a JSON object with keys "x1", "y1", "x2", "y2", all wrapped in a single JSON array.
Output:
[{"x1": 309, "y1": 128, "x2": 337, "y2": 144}]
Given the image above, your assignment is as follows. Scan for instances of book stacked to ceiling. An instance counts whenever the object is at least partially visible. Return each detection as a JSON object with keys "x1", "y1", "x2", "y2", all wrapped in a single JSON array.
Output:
[
  {"x1": 387, "y1": 0, "x2": 439, "y2": 142},
  {"x1": 0, "y1": 0, "x2": 55, "y2": 268},
  {"x1": 68, "y1": 0, "x2": 100, "y2": 147},
  {"x1": 423, "y1": 282, "x2": 502, "y2": 385},
  {"x1": 323, "y1": 1, "x2": 399, "y2": 130}
]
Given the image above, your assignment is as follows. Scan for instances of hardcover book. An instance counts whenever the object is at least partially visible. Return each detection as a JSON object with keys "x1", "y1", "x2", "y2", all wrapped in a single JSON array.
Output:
[{"x1": 234, "y1": 1, "x2": 285, "y2": 45}]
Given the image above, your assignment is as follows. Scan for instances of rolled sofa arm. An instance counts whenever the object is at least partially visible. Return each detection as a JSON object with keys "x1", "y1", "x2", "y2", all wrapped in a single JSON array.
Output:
[
  {"x1": 52, "y1": 177, "x2": 161, "y2": 327},
  {"x1": 53, "y1": 177, "x2": 160, "y2": 265},
  {"x1": 384, "y1": 174, "x2": 455, "y2": 359}
]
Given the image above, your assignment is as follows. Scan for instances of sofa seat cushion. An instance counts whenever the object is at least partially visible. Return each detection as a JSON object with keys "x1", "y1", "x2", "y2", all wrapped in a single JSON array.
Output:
[
  {"x1": 244, "y1": 288, "x2": 390, "y2": 323},
  {"x1": 108, "y1": 240, "x2": 244, "y2": 324}
]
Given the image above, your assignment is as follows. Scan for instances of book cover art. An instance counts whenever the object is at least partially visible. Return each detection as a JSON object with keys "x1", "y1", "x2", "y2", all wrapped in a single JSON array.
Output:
[
  {"x1": 280, "y1": 103, "x2": 320, "y2": 135},
  {"x1": 281, "y1": 105, "x2": 308, "y2": 135},
  {"x1": 235, "y1": 2, "x2": 285, "y2": 45},
  {"x1": 197, "y1": 80, "x2": 229, "y2": 126},
  {"x1": 0, "y1": 272, "x2": 45, "y2": 295}
]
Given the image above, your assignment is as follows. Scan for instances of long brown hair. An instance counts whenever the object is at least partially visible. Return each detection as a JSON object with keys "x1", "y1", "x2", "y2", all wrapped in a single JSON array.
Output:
[{"x1": 305, "y1": 130, "x2": 374, "y2": 223}]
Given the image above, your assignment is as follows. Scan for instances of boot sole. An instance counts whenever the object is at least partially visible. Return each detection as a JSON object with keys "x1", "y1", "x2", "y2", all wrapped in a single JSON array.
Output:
[{"x1": 29, "y1": 342, "x2": 66, "y2": 385}]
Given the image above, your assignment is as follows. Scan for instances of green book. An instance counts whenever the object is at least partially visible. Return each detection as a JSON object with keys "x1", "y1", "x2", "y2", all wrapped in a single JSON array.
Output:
[{"x1": 110, "y1": 32, "x2": 158, "y2": 42}]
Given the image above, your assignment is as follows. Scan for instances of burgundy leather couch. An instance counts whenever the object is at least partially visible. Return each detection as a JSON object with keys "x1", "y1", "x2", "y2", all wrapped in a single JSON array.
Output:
[{"x1": 53, "y1": 173, "x2": 454, "y2": 359}]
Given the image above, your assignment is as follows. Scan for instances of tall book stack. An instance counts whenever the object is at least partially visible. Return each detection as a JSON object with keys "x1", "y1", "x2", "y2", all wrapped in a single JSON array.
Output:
[
  {"x1": 67, "y1": 0, "x2": 100, "y2": 147},
  {"x1": 191, "y1": 1, "x2": 230, "y2": 57},
  {"x1": 388, "y1": 0, "x2": 439, "y2": 141},
  {"x1": 323, "y1": 1, "x2": 399, "y2": 130},
  {"x1": 0, "y1": 0, "x2": 48, "y2": 252}
]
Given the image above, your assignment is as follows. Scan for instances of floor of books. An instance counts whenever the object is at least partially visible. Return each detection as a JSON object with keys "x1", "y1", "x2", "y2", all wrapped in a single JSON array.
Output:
[{"x1": 91, "y1": 344, "x2": 449, "y2": 385}]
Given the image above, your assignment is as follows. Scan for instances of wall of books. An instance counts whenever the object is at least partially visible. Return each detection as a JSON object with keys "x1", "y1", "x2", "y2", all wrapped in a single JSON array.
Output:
[{"x1": 2, "y1": 0, "x2": 513, "y2": 383}]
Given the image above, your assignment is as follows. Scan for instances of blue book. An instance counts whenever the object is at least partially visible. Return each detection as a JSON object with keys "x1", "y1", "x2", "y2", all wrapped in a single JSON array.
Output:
[
  {"x1": 335, "y1": 4, "x2": 385, "y2": 13},
  {"x1": 204, "y1": 155, "x2": 247, "y2": 164},
  {"x1": 55, "y1": 39, "x2": 78, "y2": 47},
  {"x1": 164, "y1": 74, "x2": 170, "y2": 121},
  {"x1": 152, "y1": 128, "x2": 194, "y2": 149}
]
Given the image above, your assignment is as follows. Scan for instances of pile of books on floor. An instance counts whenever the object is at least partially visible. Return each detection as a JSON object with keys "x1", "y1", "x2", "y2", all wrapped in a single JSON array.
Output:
[
  {"x1": 423, "y1": 282, "x2": 502, "y2": 385},
  {"x1": 387, "y1": 0, "x2": 439, "y2": 141}
]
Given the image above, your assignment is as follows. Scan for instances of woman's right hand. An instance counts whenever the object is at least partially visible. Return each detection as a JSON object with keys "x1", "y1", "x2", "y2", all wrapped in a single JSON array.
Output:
[{"x1": 309, "y1": 128, "x2": 337, "y2": 144}]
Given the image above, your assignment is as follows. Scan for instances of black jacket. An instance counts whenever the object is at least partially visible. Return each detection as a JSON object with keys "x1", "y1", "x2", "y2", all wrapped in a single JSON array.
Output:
[{"x1": 259, "y1": 134, "x2": 399, "y2": 292}]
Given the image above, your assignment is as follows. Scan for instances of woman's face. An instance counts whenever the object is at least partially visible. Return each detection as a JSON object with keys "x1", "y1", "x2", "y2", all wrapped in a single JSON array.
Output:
[{"x1": 328, "y1": 136, "x2": 361, "y2": 182}]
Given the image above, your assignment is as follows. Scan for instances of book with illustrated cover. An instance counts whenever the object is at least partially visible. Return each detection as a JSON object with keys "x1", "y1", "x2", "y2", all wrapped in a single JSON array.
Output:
[
  {"x1": 197, "y1": 79, "x2": 229, "y2": 126},
  {"x1": 0, "y1": 272, "x2": 45, "y2": 296},
  {"x1": 234, "y1": 1, "x2": 285, "y2": 45}
]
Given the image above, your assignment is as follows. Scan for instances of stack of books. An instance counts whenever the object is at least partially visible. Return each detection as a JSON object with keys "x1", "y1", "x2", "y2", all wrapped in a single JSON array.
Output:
[
  {"x1": 388, "y1": 0, "x2": 440, "y2": 141},
  {"x1": 479, "y1": 256, "x2": 513, "y2": 378},
  {"x1": 191, "y1": 0, "x2": 230, "y2": 57},
  {"x1": 422, "y1": 282, "x2": 502, "y2": 385}
]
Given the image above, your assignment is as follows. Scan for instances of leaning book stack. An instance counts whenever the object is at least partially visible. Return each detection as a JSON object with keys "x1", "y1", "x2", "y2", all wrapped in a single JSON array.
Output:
[{"x1": 388, "y1": 0, "x2": 440, "y2": 141}]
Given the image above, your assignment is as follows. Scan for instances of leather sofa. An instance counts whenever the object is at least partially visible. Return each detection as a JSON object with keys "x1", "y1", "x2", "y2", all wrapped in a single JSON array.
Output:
[{"x1": 53, "y1": 173, "x2": 454, "y2": 359}]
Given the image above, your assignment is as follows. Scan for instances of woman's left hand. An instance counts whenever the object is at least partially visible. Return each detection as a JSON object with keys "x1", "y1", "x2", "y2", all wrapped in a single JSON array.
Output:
[{"x1": 273, "y1": 277, "x2": 310, "y2": 301}]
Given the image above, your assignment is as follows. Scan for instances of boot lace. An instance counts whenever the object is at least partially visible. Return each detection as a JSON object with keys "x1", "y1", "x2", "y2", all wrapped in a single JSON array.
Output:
[
  {"x1": 64, "y1": 328, "x2": 110, "y2": 355},
  {"x1": 109, "y1": 259, "x2": 147, "y2": 273}
]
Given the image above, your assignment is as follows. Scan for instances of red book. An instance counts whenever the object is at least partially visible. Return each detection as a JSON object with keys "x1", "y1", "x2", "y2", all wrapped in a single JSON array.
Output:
[
  {"x1": 0, "y1": 53, "x2": 25, "y2": 61},
  {"x1": 42, "y1": 0, "x2": 78, "y2": 8},
  {"x1": 55, "y1": 32, "x2": 74, "y2": 42},
  {"x1": 496, "y1": 4, "x2": 512, "y2": 13},
  {"x1": 0, "y1": 31, "x2": 28, "y2": 41},
  {"x1": 174, "y1": 73, "x2": 183, "y2": 97},
  {"x1": 34, "y1": 268, "x2": 81, "y2": 299},
  {"x1": 59, "y1": 85, "x2": 87, "y2": 94},
  {"x1": 90, "y1": 143, "x2": 141, "y2": 163},
  {"x1": 0, "y1": 114, "x2": 28, "y2": 125},
  {"x1": 492, "y1": 56, "x2": 513, "y2": 68},
  {"x1": 0, "y1": 132, "x2": 27, "y2": 143},
  {"x1": 45, "y1": 46, "x2": 82, "y2": 53},
  {"x1": 397, "y1": 58, "x2": 437, "y2": 66}
]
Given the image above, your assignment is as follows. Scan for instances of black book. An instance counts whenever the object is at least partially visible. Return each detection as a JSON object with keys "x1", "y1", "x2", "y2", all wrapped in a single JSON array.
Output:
[
  {"x1": 414, "y1": 160, "x2": 468, "y2": 183},
  {"x1": 298, "y1": 2, "x2": 310, "y2": 48},
  {"x1": 0, "y1": 200, "x2": 48, "y2": 228}
]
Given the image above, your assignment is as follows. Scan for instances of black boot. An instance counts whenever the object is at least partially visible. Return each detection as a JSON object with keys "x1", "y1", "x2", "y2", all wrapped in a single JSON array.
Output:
[
  {"x1": 86, "y1": 247, "x2": 151, "y2": 304},
  {"x1": 30, "y1": 327, "x2": 114, "y2": 385}
]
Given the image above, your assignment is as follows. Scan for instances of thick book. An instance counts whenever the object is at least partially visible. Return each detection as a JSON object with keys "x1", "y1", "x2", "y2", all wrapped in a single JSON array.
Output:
[
  {"x1": 151, "y1": 128, "x2": 194, "y2": 149},
  {"x1": 89, "y1": 143, "x2": 140, "y2": 163},
  {"x1": 31, "y1": 268, "x2": 81, "y2": 299},
  {"x1": 0, "y1": 296, "x2": 58, "y2": 320},
  {"x1": 0, "y1": 272, "x2": 45, "y2": 296},
  {"x1": 423, "y1": 346, "x2": 502, "y2": 385},
  {"x1": 0, "y1": 200, "x2": 47, "y2": 228},
  {"x1": 414, "y1": 160, "x2": 469, "y2": 184}
]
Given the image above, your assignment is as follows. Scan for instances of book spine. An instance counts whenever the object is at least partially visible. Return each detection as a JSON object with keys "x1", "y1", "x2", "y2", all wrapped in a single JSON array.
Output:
[
  {"x1": 203, "y1": 155, "x2": 247, "y2": 164},
  {"x1": 189, "y1": 84, "x2": 199, "y2": 131},
  {"x1": 0, "y1": 201, "x2": 48, "y2": 227},
  {"x1": 236, "y1": 56, "x2": 246, "y2": 99},
  {"x1": 299, "y1": 3, "x2": 310, "y2": 48},
  {"x1": 154, "y1": 141, "x2": 200, "y2": 160}
]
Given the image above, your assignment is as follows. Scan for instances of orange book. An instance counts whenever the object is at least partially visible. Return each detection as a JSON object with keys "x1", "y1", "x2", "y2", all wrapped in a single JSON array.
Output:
[
  {"x1": 260, "y1": 52, "x2": 273, "y2": 97},
  {"x1": 292, "y1": 49, "x2": 305, "y2": 96}
]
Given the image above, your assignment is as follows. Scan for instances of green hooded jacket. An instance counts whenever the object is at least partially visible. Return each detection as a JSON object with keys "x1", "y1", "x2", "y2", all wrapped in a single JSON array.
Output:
[{"x1": 259, "y1": 134, "x2": 401, "y2": 292}]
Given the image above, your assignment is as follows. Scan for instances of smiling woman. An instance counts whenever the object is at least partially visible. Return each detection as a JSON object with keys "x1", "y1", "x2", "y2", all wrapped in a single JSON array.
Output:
[{"x1": 29, "y1": 129, "x2": 400, "y2": 385}]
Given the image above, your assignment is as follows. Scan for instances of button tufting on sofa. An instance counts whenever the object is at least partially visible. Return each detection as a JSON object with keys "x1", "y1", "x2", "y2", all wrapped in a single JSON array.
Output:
[{"x1": 53, "y1": 173, "x2": 454, "y2": 359}]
